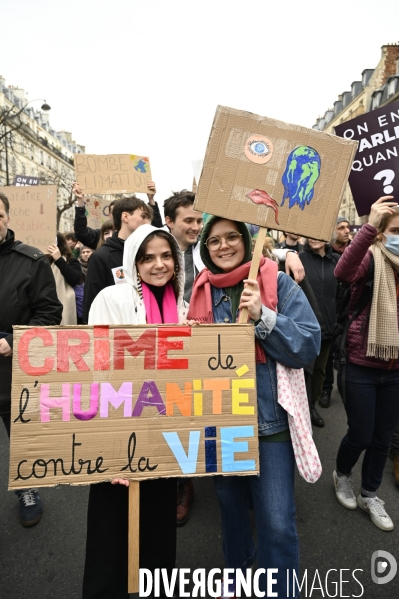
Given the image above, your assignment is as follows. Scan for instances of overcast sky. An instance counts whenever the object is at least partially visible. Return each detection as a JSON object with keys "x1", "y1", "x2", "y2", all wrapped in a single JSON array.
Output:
[{"x1": 2, "y1": 0, "x2": 399, "y2": 209}]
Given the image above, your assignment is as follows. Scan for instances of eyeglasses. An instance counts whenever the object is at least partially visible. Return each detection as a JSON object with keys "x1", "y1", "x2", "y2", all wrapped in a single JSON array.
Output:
[{"x1": 205, "y1": 231, "x2": 243, "y2": 251}]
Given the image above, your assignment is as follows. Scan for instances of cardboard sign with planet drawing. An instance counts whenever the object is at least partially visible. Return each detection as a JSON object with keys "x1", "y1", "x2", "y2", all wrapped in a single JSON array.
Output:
[{"x1": 194, "y1": 106, "x2": 358, "y2": 241}]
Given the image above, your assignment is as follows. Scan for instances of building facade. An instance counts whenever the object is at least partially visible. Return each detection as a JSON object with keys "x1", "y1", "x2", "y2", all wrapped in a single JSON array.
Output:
[
  {"x1": 312, "y1": 44, "x2": 399, "y2": 227},
  {"x1": 0, "y1": 76, "x2": 85, "y2": 231}
]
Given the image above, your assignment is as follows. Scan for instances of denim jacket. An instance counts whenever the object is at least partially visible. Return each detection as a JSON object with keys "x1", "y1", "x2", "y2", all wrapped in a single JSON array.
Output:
[{"x1": 211, "y1": 273, "x2": 321, "y2": 436}]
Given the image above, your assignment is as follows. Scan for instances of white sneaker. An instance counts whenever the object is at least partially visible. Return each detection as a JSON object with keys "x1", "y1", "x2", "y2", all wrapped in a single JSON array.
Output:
[
  {"x1": 333, "y1": 470, "x2": 357, "y2": 509},
  {"x1": 357, "y1": 495, "x2": 394, "y2": 531}
]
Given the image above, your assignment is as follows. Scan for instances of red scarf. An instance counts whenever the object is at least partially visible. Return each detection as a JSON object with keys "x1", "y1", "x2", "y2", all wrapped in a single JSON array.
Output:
[
  {"x1": 141, "y1": 282, "x2": 178, "y2": 324},
  {"x1": 188, "y1": 257, "x2": 278, "y2": 362}
]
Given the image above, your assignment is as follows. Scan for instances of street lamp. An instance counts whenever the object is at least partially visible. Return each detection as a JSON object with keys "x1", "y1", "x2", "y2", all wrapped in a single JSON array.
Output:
[{"x1": 1, "y1": 99, "x2": 51, "y2": 186}]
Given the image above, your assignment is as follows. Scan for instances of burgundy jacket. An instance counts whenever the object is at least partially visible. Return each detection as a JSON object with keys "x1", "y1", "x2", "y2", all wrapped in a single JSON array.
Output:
[{"x1": 334, "y1": 223, "x2": 399, "y2": 370}]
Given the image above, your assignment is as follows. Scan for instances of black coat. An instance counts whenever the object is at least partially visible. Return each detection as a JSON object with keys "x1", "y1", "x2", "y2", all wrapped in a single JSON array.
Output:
[
  {"x1": 299, "y1": 243, "x2": 340, "y2": 339},
  {"x1": 52, "y1": 256, "x2": 83, "y2": 286},
  {"x1": 82, "y1": 232, "x2": 124, "y2": 323},
  {"x1": 278, "y1": 240, "x2": 304, "y2": 253},
  {"x1": 0, "y1": 230, "x2": 63, "y2": 414}
]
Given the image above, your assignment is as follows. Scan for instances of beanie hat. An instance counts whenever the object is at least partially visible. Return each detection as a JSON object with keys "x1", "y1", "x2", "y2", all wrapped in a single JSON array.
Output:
[
  {"x1": 200, "y1": 216, "x2": 253, "y2": 274},
  {"x1": 336, "y1": 215, "x2": 349, "y2": 225}
]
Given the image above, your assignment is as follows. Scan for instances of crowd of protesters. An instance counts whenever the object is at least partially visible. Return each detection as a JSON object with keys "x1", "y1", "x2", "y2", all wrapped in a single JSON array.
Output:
[{"x1": 1, "y1": 182, "x2": 399, "y2": 598}]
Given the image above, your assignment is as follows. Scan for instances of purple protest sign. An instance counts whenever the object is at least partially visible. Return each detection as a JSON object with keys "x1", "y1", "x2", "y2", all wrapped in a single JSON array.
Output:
[{"x1": 335, "y1": 100, "x2": 399, "y2": 216}]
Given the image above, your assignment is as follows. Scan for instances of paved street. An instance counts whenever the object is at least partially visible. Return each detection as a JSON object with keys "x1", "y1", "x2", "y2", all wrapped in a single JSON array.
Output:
[{"x1": 1, "y1": 383, "x2": 399, "y2": 598}]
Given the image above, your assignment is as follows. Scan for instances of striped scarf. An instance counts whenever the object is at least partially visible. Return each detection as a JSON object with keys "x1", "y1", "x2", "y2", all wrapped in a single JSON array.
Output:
[{"x1": 367, "y1": 242, "x2": 399, "y2": 360}]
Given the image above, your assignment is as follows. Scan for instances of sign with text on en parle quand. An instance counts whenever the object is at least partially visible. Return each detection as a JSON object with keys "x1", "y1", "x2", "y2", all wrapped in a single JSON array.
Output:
[
  {"x1": 74, "y1": 154, "x2": 152, "y2": 195},
  {"x1": 9, "y1": 325, "x2": 259, "y2": 490},
  {"x1": 335, "y1": 99, "x2": 399, "y2": 217},
  {"x1": 0, "y1": 185, "x2": 57, "y2": 253}
]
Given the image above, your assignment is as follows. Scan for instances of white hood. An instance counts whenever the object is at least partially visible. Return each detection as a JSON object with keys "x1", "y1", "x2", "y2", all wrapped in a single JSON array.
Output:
[{"x1": 122, "y1": 224, "x2": 185, "y2": 304}]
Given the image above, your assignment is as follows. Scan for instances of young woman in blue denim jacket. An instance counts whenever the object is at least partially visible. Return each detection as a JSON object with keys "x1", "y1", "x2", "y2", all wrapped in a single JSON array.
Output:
[{"x1": 188, "y1": 217, "x2": 320, "y2": 598}]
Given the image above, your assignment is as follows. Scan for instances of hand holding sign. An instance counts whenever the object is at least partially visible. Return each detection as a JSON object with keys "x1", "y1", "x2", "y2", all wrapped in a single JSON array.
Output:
[
  {"x1": 147, "y1": 181, "x2": 156, "y2": 205},
  {"x1": 0, "y1": 338, "x2": 12, "y2": 357},
  {"x1": 368, "y1": 196, "x2": 397, "y2": 228},
  {"x1": 111, "y1": 478, "x2": 130, "y2": 487},
  {"x1": 239, "y1": 279, "x2": 262, "y2": 321},
  {"x1": 72, "y1": 181, "x2": 84, "y2": 207}
]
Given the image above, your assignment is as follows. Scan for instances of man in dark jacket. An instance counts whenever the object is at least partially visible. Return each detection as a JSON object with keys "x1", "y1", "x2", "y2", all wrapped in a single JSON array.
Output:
[
  {"x1": 321, "y1": 215, "x2": 352, "y2": 407},
  {"x1": 82, "y1": 196, "x2": 153, "y2": 322},
  {"x1": 72, "y1": 181, "x2": 162, "y2": 249},
  {"x1": 299, "y1": 239, "x2": 340, "y2": 425},
  {"x1": 0, "y1": 192, "x2": 63, "y2": 526}
]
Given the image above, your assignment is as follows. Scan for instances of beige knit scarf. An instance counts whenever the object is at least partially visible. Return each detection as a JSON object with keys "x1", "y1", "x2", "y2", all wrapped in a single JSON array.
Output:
[
  {"x1": 51, "y1": 260, "x2": 77, "y2": 326},
  {"x1": 367, "y1": 242, "x2": 399, "y2": 360}
]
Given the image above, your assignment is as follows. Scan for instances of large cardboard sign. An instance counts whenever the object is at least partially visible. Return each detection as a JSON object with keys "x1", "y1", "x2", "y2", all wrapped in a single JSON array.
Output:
[
  {"x1": 84, "y1": 197, "x2": 112, "y2": 229},
  {"x1": 0, "y1": 185, "x2": 57, "y2": 252},
  {"x1": 194, "y1": 106, "x2": 358, "y2": 241},
  {"x1": 9, "y1": 325, "x2": 258, "y2": 489},
  {"x1": 335, "y1": 100, "x2": 399, "y2": 216},
  {"x1": 74, "y1": 154, "x2": 152, "y2": 195}
]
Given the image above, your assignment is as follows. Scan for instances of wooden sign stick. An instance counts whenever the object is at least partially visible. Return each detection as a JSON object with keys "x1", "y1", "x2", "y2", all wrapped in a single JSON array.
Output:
[
  {"x1": 238, "y1": 227, "x2": 267, "y2": 324},
  {"x1": 128, "y1": 481, "x2": 140, "y2": 593}
]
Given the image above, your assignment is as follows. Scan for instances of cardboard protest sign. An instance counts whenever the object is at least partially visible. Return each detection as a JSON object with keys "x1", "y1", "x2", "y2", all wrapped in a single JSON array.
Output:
[
  {"x1": 335, "y1": 100, "x2": 399, "y2": 216},
  {"x1": 9, "y1": 324, "x2": 259, "y2": 490},
  {"x1": 84, "y1": 197, "x2": 112, "y2": 229},
  {"x1": 74, "y1": 154, "x2": 151, "y2": 195},
  {"x1": 0, "y1": 185, "x2": 57, "y2": 252},
  {"x1": 194, "y1": 106, "x2": 358, "y2": 241}
]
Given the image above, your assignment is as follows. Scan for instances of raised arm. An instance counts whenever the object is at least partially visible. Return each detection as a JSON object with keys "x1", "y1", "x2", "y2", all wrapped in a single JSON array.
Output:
[
  {"x1": 147, "y1": 181, "x2": 163, "y2": 228},
  {"x1": 335, "y1": 196, "x2": 397, "y2": 284},
  {"x1": 72, "y1": 182, "x2": 100, "y2": 249}
]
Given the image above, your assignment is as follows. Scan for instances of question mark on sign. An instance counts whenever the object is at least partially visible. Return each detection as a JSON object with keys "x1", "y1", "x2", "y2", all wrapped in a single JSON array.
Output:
[{"x1": 374, "y1": 169, "x2": 395, "y2": 194}]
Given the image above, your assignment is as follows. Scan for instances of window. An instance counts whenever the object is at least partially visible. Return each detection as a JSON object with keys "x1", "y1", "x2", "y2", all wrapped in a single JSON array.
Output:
[
  {"x1": 388, "y1": 78, "x2": 398, "y2": 96},
  {"x1": 371, "y1": 92, "x2": 382, "y2": 110}
]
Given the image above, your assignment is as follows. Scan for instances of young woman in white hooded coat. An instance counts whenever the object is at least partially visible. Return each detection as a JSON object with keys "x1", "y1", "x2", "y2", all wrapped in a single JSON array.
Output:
[{"x1": 83, "y1": 224, "x2": 188, "y2": 599}]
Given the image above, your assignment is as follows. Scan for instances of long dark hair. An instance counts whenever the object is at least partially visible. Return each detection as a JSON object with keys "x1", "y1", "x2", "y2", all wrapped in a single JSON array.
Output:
[
  {"x1": 135, "y1": 230, "x2": 180, "y2": 299},
  {"x1": 97, "y1": 219, "x2": 114, "y2": 248},
  {"x1": 47, "y1": 232, "x2": 72, "y2": 263}
]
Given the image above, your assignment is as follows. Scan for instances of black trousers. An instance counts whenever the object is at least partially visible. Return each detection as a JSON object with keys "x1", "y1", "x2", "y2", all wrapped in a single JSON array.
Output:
[
  {"x1": 1, "y1": 414, "x2": 10, "y2": 437},
  {"x1": 82, "y1": 478, "x2": 177, "y2": 599}
]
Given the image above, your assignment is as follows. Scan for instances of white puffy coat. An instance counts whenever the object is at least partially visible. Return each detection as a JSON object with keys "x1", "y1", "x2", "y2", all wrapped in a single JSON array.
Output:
[{"x1": 88, "y1": 224, "x2": 188, "y2": 325}]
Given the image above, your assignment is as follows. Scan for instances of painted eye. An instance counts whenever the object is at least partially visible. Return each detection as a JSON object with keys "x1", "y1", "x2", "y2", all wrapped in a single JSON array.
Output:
[
  {"x1": 244, "y1": 134, "x2": 274, "y2": 165},
  {"x1": 249, "y1": 141, "x2": 270, "y2": 157}
]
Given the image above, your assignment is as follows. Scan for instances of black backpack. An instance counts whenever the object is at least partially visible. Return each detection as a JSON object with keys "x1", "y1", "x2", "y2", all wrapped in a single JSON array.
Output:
[{"x1": 332, "y1": 255, "x2": 375, "y2": 402}]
